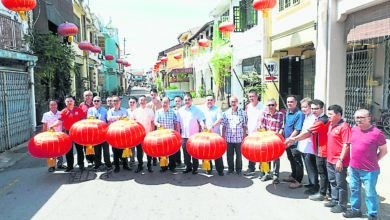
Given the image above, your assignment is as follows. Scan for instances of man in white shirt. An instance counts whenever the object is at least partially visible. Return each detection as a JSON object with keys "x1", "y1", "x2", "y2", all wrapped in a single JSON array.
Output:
[
  {"x1": 244, "y1": 89, "x2": 266, "y2": 176},
  {"x1": 41, "y1": 100, "x2": 66, "y2": 172},
  {"x1": 132, "y1": 95, "x2": 155, "y2": 173}
]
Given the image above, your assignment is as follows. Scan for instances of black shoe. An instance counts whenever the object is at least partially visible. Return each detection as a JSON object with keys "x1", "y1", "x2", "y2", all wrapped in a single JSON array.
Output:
[
  {"x1": 304, "y1": 183, "x2": 314, "y2": 188},
  {"x1": 324, "y1": 200, "x2": 338, "y2": 208},
  {"x1": 243, "y1": 169, "x2": 255, "y2": 176},
  {"x1": 135, "y1": 166, "x2": 143, "y2": 173},
  {"x1": 160, "y1": 167, "x2": 168, "y2": 172},
  {"x1": 309, "y1": 193, "x2": 326, "y2": 201},
  {"x1": 218, "y1": 172, "x2": 224, "y2": 176},
  {"x1": 48, "y1": 167, "x2": 55, "y2": 172},
  {"x1": 227, "y1": 170, "x2": 234, "y2": 175},
  {"x1": 343, "y1": 210, "x2": 363, "y2": 218},
  {"x1": 192, "y1": 170, "x2": 198, "y2": 175},
  {"x1": 65, "y1": 167, "x2": 74, "y2": 172},
  {"x1": 331, "y1": 205, "x2": 347, "y2": 213},
  {"x1": 207, "y1": 170, "x2": 212, "y2": 175},
  {"x1": 169, "y1": 168, "x2": 177, "y2": 173},
  {"x1": 183, "y1": 169, "x2": 192, "y2": 174},
  {"x1": 368, "y1": 215, "x2": 378, "y2": 220},
  {"x1": 147, "y1": 166, "x2": 153, "y2": 173},
  {"x1": 56, "y1": 165, "x2": 67, "y2": 169},
  {"x1": 304, "y1": 188, "x2": 318, "y2": 195},
  {"x1": 114, "y1": 166, "x2": 120, "y2": 173},
  {"x1": 123, "y1": 165, "x2": 132, "y2": 171},
  {"x1": 106, "y1": 165, "x2": 113, "y2": 171}
]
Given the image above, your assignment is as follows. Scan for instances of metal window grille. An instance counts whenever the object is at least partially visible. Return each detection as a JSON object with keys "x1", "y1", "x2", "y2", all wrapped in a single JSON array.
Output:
[
  {"x1": 233, "y1": 6, "x2": 244, "y2": 32},
  {"x1": 0, "y1": 14, "x2": 23, "y2": 51},
  {"x1": 344, "y1": 49, "x2": 375, "y2": 125},
  {"x1": 0, "y1": 70, "x2": 32, "y2": 152}
]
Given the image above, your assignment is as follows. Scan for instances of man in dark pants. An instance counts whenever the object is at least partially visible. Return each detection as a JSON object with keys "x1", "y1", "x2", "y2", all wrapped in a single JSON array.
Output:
[
  {"x1": 286, "y1": 99, "x2": 330, "y2": 199},
  {"x1": 173, "y1": 96, "x2": 183, "y2": 166},
  {"x1": 50, "y1": 96, "x2": 85, "y2": 172},
  {"x1": 283, "y1": 95, "x2": 305, "y2": 188},
  {"x1": 177, "y1": 94, "x2": 206, "y2": 174}
]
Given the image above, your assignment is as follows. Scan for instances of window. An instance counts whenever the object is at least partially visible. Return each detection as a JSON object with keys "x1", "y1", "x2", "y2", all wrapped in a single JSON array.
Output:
[
  {"x1": 279, "y1": 0, "x2": 301, "y2": 12},
  {"x1": 233, "y1": 0, "x2": 258, "y2": 32}
]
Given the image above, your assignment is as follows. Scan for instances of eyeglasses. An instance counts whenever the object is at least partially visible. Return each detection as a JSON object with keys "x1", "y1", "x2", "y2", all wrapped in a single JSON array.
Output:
[
  {"x1": 93, "y1": 100, "x2": 100, "y2": 102},
  {"x1": 267, "y1": 104, "x2": 275, "y2": 107},
  {"x1": 355, "y1": 116, "x2": 367, "y2": 120},
  {"x1": 129, "y1": 101, "x2": 136, "y2": 104},
  {"x1": 113, "y1": 100, "x2": 119, "y2": 102},
  {"x1": 311, "y1": 108, "x2": 320, "y2": 110}
]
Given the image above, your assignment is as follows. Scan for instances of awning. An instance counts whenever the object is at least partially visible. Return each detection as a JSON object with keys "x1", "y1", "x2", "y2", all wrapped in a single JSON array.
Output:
[
  {"x1": 168, "y1": 68, "x2": 193, "y2": 74},
  {"x1": 347, "y1": 18, "x2": 390, "y2": 42}
]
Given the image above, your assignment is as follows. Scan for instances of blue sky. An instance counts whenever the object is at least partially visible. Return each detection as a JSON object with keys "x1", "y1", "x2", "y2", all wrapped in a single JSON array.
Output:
[{"x1": 90, "y1": 0, "x2": 217, "y2": 70}]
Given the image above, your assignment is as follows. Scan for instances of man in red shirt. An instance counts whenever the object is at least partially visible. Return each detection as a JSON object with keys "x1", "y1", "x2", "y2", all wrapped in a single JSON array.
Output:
[
  {"x1": 325, "y1": 104, "x2": 350, "y2": 213},
  {"x1": 50, "y1": 96, "x2": 86, "y2": 172},
  {"x1": 79, "y1": 91, "x2": 95, "y2": 166}
]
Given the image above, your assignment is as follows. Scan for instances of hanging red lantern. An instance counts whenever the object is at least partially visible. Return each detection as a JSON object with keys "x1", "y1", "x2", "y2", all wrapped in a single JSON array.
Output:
[
  {"x1": 174, "y1": 53, "x2": 182, "y2": 60},
  {"x1": 241, "y1": 131, "x2": 286, "y2": 162},
  {"x1": 116, "y1": 59, "x2": 123, "y2": 64},
  {"x1": 156, "y1": 61, "x2": 162, "y2": 65},
  {"x1": 58, "y1": 22, "x2": 78, "y2": 42},
  {"x1": 198, "y1": 39, "x2": 210, "y2": 51},
  {"x1": 78, "y1": 42, "x2": 93, "y2": 56},
  {"x1": 106, "y1": 119, "x2": 146, "y2": 158},
  {"x1": 219, "y1": 21, "x2": 235, "y2": 38},
  {"x1": 90, "y1": 46, "x2": 101, "y2": 55},
  {"x1": 191, "y1": 46, "x2": 199, "y2": 54},
  {"x1": 186, "y1": 132, "x2": 227, "y2": 170},
  {"x1": 105, "y1": 54, "x2": 114, "y2": 63},
  {"x1": 69, "y1": 118, "x2": 109, "y2": 155},
  {"x1": 161, "y1": 57, "x2": 168, "y2": 62},
  {"x1": 28, "y1": 130, "x2": 73, "y2": 167},
  {"x1": 1, "y1": 0, "x2": 36, "y2": 21},
  {"x1": 123, "y1": 61, "x2": 131, "y2": 67},
  {"x1": 143, "y1": 129, "x2": 182, "y2": 166},
  {"x1": 253, "y1": 0, "x2": 277, "y2": 18}
]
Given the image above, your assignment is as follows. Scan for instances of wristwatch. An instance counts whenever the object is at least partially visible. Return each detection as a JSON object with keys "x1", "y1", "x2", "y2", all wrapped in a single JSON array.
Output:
[{"x1": 338, "y1": 158, "x2": 344, "y2": 162}]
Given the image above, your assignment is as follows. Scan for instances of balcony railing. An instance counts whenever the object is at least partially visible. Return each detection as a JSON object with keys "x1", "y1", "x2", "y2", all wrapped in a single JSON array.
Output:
[{"x1": 0, "y1": 14, "x2": 23, "y2": 51}]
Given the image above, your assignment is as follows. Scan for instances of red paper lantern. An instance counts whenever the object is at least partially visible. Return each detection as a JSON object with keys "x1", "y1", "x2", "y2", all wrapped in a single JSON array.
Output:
[
  {"x1": 191, "y1": 46, "x2": 199, "y2": 54},
  {"x1": 90, "y1": 46, "x2": 101, "y2": 55},
  {"x1": 78, "y1": 42, "x2": 93, "y2": 56},
  {"x1": 161, "y1": 57, "x2": 168, "y2": 62},
  {"x1": 156, "y1": 61, "x2": 162, "y2": 65},
  {"x1": 1, "y1": 0, "x2": 36, "y2": 21},
  {"x1": 106, "y1": 119, "x2": 146, "y2": 158},
  {"x1": 116, "y1": 59, "x2": 123, "y2": 64},
  {"x1": 143, "y1": 129, "x2": 182, "y2": 166},
  {"x1": 174, "y1": 53, "x2": 182, "y2": 60},
  {"x1": 219, "y1": 21, "x2": 235, "y2": 38},
  {"x1": 105, "y1": 54, "x2": 114, "y2": 63},
  {"x1": 123, "y1": 61, "x2": 131, "y2": 67},
  {"x1": 253, "y1": 0, "x2": 277, "y2": 17},
  {"x1": 28, "y1": 130, "x2": 73, "y2": 167},
  {"x1": 70, "y1": 119, "x2": 109, "y2": 155},
  {"x1": 186, "y1": 132, "x2": 227, "y2": 170},
  {"x1": 58, "y1": 23, "x2": 78, "y2": 42},
  {"x1": 241, "y1": 131, "x2": 286, "y2": 162},
  {"x1": 198, "y1": 39, "x2": 210, "y2": 51}
]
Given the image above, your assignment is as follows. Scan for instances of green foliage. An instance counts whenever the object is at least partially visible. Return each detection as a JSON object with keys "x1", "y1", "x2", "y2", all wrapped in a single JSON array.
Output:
[
  {"x1": 198, "y1": 84, "x2": 206, "y2": 98},
  {"x1": 74, "y1": 65, "x2": 88, "y2": 104},
  {"x1": 210, "y1": 39, "x2": 232, "y2": 100},
  {"x1": 207, "y1": 89, "x2": 214, "y2": 96},
  {"x1": 239, "y1": 70, "x2": 267, "y2": 100},
  {"x1": 156, "y1": 77, "x2": 163, "y2": 93},
  {"x1": 167, "y1": 85, "x2": 179, "y2": 90},
  {"x1": 190, "y1": 90, "x2": 196, "y2": 98},
  {"x1": 26, "y1": 31, "x2": 75, "y2": 111}
]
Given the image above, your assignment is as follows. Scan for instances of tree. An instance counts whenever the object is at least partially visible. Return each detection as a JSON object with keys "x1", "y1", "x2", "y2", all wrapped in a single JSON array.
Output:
[
  {"x1": 239, "y1": 69, "x2": 267, "y2": 101},
  {"x1": 210, "y1": 39, "x2": 232, "y2": 100}
]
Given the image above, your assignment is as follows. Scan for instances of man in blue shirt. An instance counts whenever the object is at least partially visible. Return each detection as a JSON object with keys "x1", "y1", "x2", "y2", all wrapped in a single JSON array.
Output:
[
  {"x1": 283, "y1": 95, "x2": 305, "y2": 189},
  {"x1": 87, "y1": 96, "x2": 112, "y2": 170}
]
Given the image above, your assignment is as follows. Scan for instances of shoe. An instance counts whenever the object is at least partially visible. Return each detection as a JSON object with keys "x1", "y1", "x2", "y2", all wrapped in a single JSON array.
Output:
[
  {"x1": 309, "y1": 193, "x2": 326, "y2": 201},
  {"x1": 192, "y1": 170, "x2": 198, "y2": 175},
  {"x1": 87, "y1": 162, "x2": 93, "y2": 168},
  {"x1": 123, "y1": 165, "x2": 132, "y2": 171},
  {"x1": 114, "y1": 166, "x2": 120, "y2": 173},
  {"x1": 304, "y1": 183, "x2": 314, "y2": 188},
  {"x1": 48, "y1": 167, "x2": 55, "y2": 172},
  {"x1": 236, "y1": 171, "x2": 242, "y2": 176},
  {"x1": 343, "y1": 210, "x2": 363, "y2": 218},
  {"x1": 289, "y1": 181, "x2": 302, "y2": 189},
  {"x1": 169, "y1": 168, "x2": 177, "y2": 173},
  {"x1": 243, "y1": 169, "x2": 255, "y2": 176},
  {"x1": 183, "y1": 169, "x2": 192, "y2": 174},
  {"x1": 304, "y1": 188, "x2": 318, "y2": 195},
  {"x1": 56, "y1": 165, "x2": 67, "y2": 169},
  {"x1": 260, "y1": 175, "x2": 272, "y2": 182},
  {"x1": 147, "y1": 166, "x2": 153, "y2": 173},
  {"x1": 331, "y1": 205, "x2": 347, "y2": 213},
  {"x1": 93, "y1": 164, "x2": 102, "y2": 170},
  {"x1": 65, "y1": 167, "x2": 74, "y2": 172},
  {"x1": 324, "y1": 201, "x2": 338, "y2": 208},
  {"x1": 135, "y1": 166, "x2": 143, "y2": 173},
  {"x1": 368, "y1": 215, "x2": 378, "y2": 220},
  {"x1": 106, "y1": 166, "x2": 113, "y2": 171},
  {"x1": 272, "y1": 176, "x2": 280, "y2": 184},
  {"x1": 207, "y1": 170, "x2": 212, "y2": 175},
  {"x1": 283, "y1": 176, "x2": 296, "y2": 182},
  {"x1": 79, "y1": 165, "x2": 85, "y2": 171},
  {"x1": 218, "y1": 172, "x2": 224, "y2": 176},
  {"x1": 227, "y1": 170, "x2": 234, "y2": 175},
  {"x1": 160, "y1": 168, "x2": 167, "y2": 172}
]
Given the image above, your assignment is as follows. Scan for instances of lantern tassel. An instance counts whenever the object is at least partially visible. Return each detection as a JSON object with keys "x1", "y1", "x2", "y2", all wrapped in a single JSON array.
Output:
[
  {"x1": 260, "y1": 162, "x2": 270, "y2": 173},
  {"x1": 109, "y1": 60, "x2": 112, "y2": 63},
  {"x1": 83, "y1": 50, "x2": 88, "y2": 56},
  {"x1": 224, "y1": 33, "x2": 229, "y2": 39},
  {"x1": 18, "y1": 11, "x2": 28, "y2": 21},
  {"x1": 47, "y1": 158, "x2": 55, "y2": 167},
  {"x1": 68, "y1": 36, "x2": 73, "y2": 42},
  {"x1": 86, "y1": 146, "x2": 95, "y2": 155},
  {"x1": 122, "y1": 148, "x2": 130, "y2": 158},
  {"x1": 160, "y1": 156, "x2": 168, "y2": 167},
  {"x1": 262, "y1": 10, "x2": 269, "y2": 18},
  {"x1": 202, "y1": 160, "x2": 211, "y2": 170}
]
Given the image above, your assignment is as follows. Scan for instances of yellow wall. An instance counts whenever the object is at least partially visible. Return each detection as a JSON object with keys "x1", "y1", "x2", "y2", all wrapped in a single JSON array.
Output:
[{"x1": 166, "y1": 48, "x2": 184, "y2": 70}]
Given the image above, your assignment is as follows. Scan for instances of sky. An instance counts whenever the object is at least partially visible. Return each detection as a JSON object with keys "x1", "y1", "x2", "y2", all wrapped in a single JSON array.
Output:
[{"x1": 89, "y1": 0, "x2": 219, "y2": 71}]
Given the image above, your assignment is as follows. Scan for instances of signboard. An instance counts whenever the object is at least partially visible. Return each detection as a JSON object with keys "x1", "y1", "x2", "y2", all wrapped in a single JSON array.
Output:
[
  {"x1": 98, "y1": 36, "x2": 105, "y2": 50},
  {"x1": 98, "y1": 73, "x2": 105, "y2": 85},
  {"x1": 264, "y1": 58, "x2": 279, "y2": 81}
]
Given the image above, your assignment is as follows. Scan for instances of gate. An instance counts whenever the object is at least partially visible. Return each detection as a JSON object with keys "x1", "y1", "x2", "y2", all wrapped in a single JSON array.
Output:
[
  {"x1": 345, "y1": 49, "x2": 375, "y2": 125},
  {"x1": 0, "y1": 70, "x2": 32, "y2": 152}
]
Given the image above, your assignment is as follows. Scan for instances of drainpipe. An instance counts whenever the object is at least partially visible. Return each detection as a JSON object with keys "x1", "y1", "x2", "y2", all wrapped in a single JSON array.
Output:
[{"x1": 28, "y1": 61, "x2": 37, "y2": 133}]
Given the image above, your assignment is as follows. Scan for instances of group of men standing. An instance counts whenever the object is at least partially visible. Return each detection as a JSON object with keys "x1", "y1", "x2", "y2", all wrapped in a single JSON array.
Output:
[{"x1": 40, "y1": 88, "x2": 387, "y2": 219}]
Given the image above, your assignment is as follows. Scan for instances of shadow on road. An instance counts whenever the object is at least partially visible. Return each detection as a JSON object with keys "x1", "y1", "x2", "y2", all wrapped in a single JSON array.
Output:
[{"x1": 209, "y1": 174, "x2": 253, "y2": 188}]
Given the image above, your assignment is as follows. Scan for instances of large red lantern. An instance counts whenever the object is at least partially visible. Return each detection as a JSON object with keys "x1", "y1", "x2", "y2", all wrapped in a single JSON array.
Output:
[
  {"x1": 116, "y1": 59, "x2": 123, "y2": 64},
  {"x1": 28, "y1": 130, "x2": 73, "y2": 167},
  {"x1": 90, "y1": 46, "x2": 101, "y2": 55},
  {"x1": 253, "y1": 0, "x2": 277, "y2": 18},
  {"x1": 70, "y1": 118, "x2": 109, "y2": 155},
  {"x1": 198, "y1": 39, "x2": 210, "y2": 51},
  {"x1": 174, "y1": 53, "x2": 182, "y2": 60},
  {"x1": 78, "y1": 42, "x2": 93, "y2": 56},
  {"x1": 106, "y1": 119, "x2": 146, "y2": 158},
  {"x1": 191, "y1": 46, "x2": 199, "y2": 54},
  {"x1": 241, "y1": 131, "x2": 286, "y2": 162},
  {"x1": 105, "y1": 54, "x2": 114, "y2": 63},
  {"x1": 1, "y1": 0, "x2": 36, "y2": 21},
  {"x1": 186, "y1": 132, "x2": 227, "y2": 170},
  {"x1": 143, "y1": 129, "x2": 182, "y2": 166},
  {"x1": 58, "y1": 23, "x2": 78, "y2": 42},
  {"x1": 219, "y1": 21, "x2": 235, "y2": 38}
]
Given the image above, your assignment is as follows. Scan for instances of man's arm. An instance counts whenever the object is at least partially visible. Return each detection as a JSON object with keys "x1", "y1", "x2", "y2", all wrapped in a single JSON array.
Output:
[
  {"x1": 378, "y1": 144, "x2": 388, "y2": 161},
  {"x1": 222, "y1": 126, "x2": 226, "y2": 139},
  {"x1": 285, "y1": 130, "x2": 306, "y2": 147},
  {"x1": 336, "y1": 143, "x2": 350, "y2": 171},
  {"x1": 49, "y1": 120, "x2": 62, "y2": 129},
  {"x1": 242, "y1": 126, "x2": 247, "y2": 140},
  {"x1": 43, "y1": 123, "x2": 48, "y2": 132}
]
